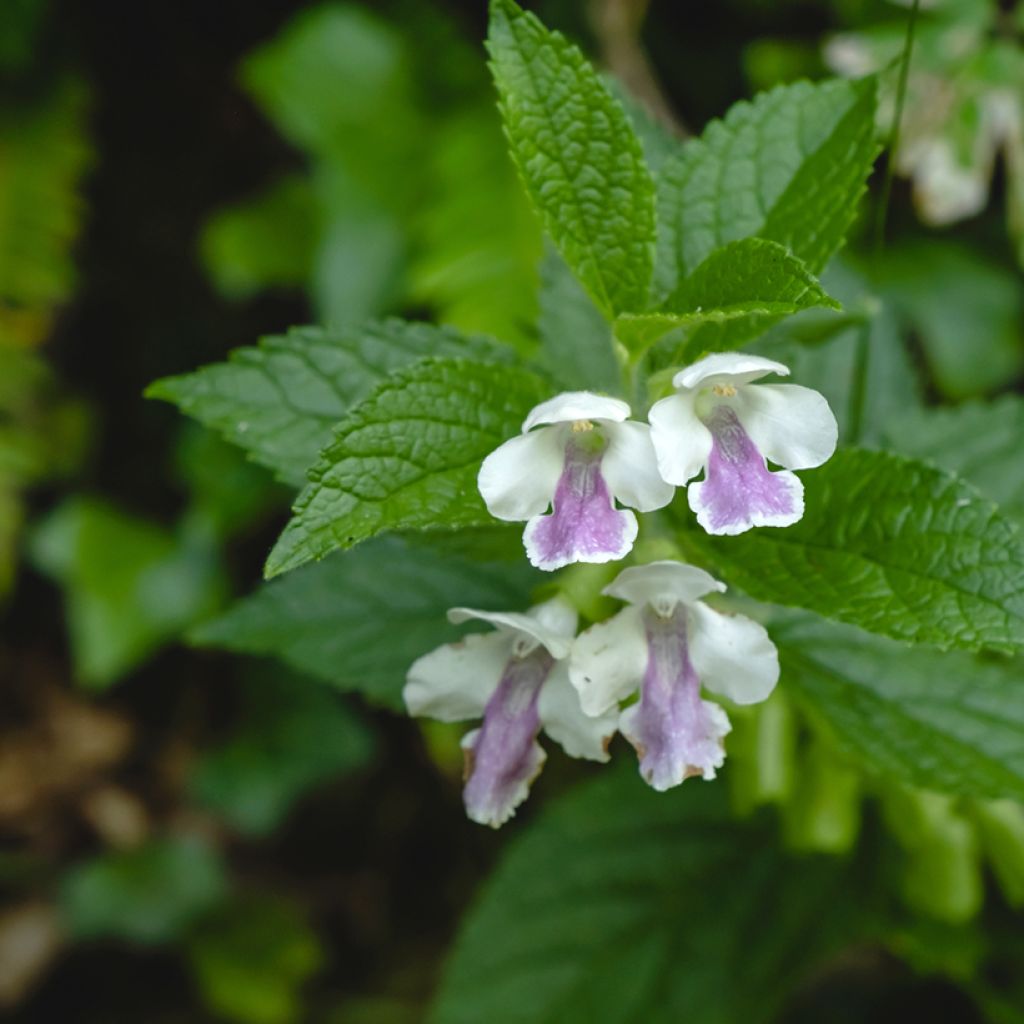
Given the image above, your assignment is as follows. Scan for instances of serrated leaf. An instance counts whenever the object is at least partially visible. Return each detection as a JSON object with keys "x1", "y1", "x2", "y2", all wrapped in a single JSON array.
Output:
[
  {"x1": 537, "y1": 244, "x2": 621, "y2": 392},
  {"x1": 431, "y1": 769, "x2": 876, "y2": 1024},
  {"x1": 655, "y1": 76, "x2": 878, "y2": 296},
  {"x1": 683, "y1": 448, "x2": 1024, "y2": 652},
  {"x1": 883, "y1": 396, "x2": 1024, "y2": 523},
  {"x1": 487, "y1": 0, "x2": 655, "y2": 317},
  {"x1": 192, "y1": 537, "x2": 540, "y2": 709},
  {"x1": 147, "y1": 321, "x2": 503, "y2": 488},
  {"x1": 264, "y1": 357, "x2": 550, "y2": 578},
  {"x1": 776, "y1": 614, "x2": 1024, "y2": 801},
  {"x1": 615, "y1": 238, "x2": 839, "y2": 351}
]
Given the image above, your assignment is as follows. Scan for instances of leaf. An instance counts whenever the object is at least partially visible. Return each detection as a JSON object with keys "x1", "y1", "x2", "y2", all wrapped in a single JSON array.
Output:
[
  {"x1": 682, "y1": 448, "x2": 1024, "y2": 652},
  {"x1": 487, "y1": 0, "x2": 655, "y2": 317},
  {"x1": 537, "y1": 244, "x2": 621, "y2": 392},
  {"x1": 192, "y1": 537, "x2": 540, "y2": 709},
  {"x1": 883, "y1": 396, "x2": 1024, "y2": 523},
  {"x1": 29, "y1": 498, "x2": 227, "y2": 688},
  {"x1": 615, "y1": 238, "x2": 839, "y2": 351},
  {"x1": 61, "y1": 837, "x2": 226, "y2": 945},
  {"x1": 199, "y1": 174, "x2": 317, "y2": 300},
  {"x1": 264, "y1": 357, "x2": 550, "y2": 578},
  {"x1": 191, "y1": 669, "x2": 375, "y2": 835},
  {"x1": 147, "y1": 321, "x2": 503, "y2": 488},
  {"x1": 775, "y1": 614, "x2": 1024, "y2": 802},
  {"x1": 430, "y1": 768, "x2": 876, "y2": 1024},
  {"x1": 187, "y1": 895, "x2": 322, "y2": 1024},
  {"x1": 655, "y1": 76, "x2": 878, "y2": 295}
]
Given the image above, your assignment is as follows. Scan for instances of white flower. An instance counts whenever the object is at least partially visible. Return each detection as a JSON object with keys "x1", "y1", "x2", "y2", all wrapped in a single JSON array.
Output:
[
  {"x1": 648, "y1": 353, "x2": 838, "y2": 535},
  {"x1": 404, "y1": 597, "x2": 616, "y2": 828},
  {"x1": 478, "y1": 392, "x2": 674, "y2": 571},
  {"x1": 569, "y1": 561, "x2": 779, "y2": 791}
]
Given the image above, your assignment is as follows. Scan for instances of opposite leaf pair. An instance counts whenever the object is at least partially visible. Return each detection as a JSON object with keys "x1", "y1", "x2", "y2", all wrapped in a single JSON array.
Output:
[
  {"x1": 404, "y1": 561, "x2": 778, "y2": 827},
  {"x1": 478, "y1": 352, "x2": 839, "y2": 570}
]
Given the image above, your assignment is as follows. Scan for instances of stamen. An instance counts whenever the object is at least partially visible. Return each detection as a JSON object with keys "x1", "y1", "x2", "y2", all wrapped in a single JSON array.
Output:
[
  {"x1": 712, "y1": 384, "x2": 737, "y2": 397},
  {"x1": 571, "y1": 419, "x2": 594, "y2": 432}
]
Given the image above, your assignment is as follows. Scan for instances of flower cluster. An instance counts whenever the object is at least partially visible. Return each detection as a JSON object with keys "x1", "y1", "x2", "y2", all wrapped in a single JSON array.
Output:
[{"x1": 405, "y1": 352, "x2": 837, "y2": 826}]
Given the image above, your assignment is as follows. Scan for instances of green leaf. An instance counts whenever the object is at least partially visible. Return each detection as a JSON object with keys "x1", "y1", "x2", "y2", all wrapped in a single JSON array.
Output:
[
  {"x1": 682, "y1": 448, "x2": 1024, "y2": 652},
  {"x1": 29, "y1": 498, "x2": 227, "y2": 688},
  {"x1": 147, "y1": 321, "x2": 503, "y2": 488},
  {"x1": 199, "y1": 174, "x2": 316, "y2": 300},
  {"x1": 264, "y1": 357, "x2": 550, "y2": 578},
  {"x1": 191, "y1": 669, "x2": 375, "y2": 835},
  {"x1": 431, "y1": 769, "x2": 876, "y2": 1024},
  {"x1": 537, "y1": 244, "x2": 621, "y2": 392},
  {"x1": 655, "y1": 76, "x2": 878, "y2": 295},
  {"x1": 187, "y1": 895, "x2": 323, "y2": 1024},
  {"x1": 192, "y1": 537, "x2": 540, "y2": 709},
  {"x1": 615, "y1": 238, "x2": 839, "y2": 351},
  {"x1": 883, "y1": 396, "x2": 1024, "y2": 523},
  {"x1": 777, "y1": 614, "x2": 1024, "y2": 801},
  {"x1": 487, "y1": 0, "x2": 655, "y2": 317},
  {"x1": 61, "y1": 837, "x2": 226, "y2": 945}
]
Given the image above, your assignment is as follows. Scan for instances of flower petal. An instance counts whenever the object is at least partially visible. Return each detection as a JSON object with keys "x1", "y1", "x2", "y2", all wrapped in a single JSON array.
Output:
[
  {"x1": 648, "y1": 392, "x2": 713, "y2": 486},
  {"x1": 688, "y1": 406, "x2": 804, "y2": 535},
  {"x1": 478, "y1": 425, "x2": 566, "y2": 521},
  {"x1": 448, "y1": 598, "x2": 577, "y2": 660},
  {"x1": 601, "y1": 420, "x2": 676, "y2": 512},
  {"x1": 522, "y1": 437, "x2": 637, "y2": 571},
  {"x1": 672, "y1": 352, "x2": 789, "y2": 391},
  {"x1": 619, "y1": 608, "x2": 731, "y2": 790},
  {"x1": 733, "y1": 384, "x2": 838, "y2": 470},
  {"x1": 688, "y1": 602, "x2": 780, "y2": 706},
  {"x1": 404, "y1": 631, "x2": 510, "y2": 721},
  {"x1": 568, "y1": 606, "x2": 648, "y2": 716},
  {"x1": 603, "y1": 560, "x2": 724, "y2": 610},
  {"x1": 523, "y1": 391, "x2": 631, "y2": 432},
  {"x1": 538, "y1": 663, "x2": 617, "y2": 761},
  {"x1": 461, "y1": 646, "x2": 552, "y2": 828}
]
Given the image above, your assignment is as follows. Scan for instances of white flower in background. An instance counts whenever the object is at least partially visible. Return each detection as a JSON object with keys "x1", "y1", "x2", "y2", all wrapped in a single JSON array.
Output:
[
  {"x1": 478, "y1": 392, "x2": 674, "y2": 571},
  {"x1": 404, "y1": 598, "x2": 616, "y2": 828},
  {"x1": 569, "y1": 561, "x2": 779, "y2": 791},
  {"x1": 648, "y1": 353, "x2": 838, "y2": 536}
]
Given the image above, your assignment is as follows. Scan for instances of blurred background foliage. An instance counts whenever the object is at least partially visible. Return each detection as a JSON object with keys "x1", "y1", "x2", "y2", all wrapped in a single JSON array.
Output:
[{"x1": 3, "y1": 0, "x2": 1024, "y2": 1021}]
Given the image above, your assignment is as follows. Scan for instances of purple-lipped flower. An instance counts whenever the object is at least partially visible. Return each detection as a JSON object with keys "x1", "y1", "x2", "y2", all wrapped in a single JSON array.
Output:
[
  {"x1": 478, "y1": 392, "x2": 674, "y2": 571},
  {"x1": 569, "y1": 561, "x2": 779, "y2": 791},
  {"x1": 648, "y1": 353, "x2": 838, "y2": 535},
  {"x1": 404, "y1": 598, "x2": 617, "y2": 828}
]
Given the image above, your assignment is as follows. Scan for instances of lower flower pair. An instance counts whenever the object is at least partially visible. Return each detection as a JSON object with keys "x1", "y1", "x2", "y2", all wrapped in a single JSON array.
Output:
[{"x1": 404, "y1": 561, "x2": 779, "y2": 827}]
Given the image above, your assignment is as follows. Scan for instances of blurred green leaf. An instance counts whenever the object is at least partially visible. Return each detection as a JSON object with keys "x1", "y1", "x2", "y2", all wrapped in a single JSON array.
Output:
[
  {"x1": 683, "y1": 448, "x2": 1024, "y2": 652},
  {"x1": 61, "y1": 836, "x2": 226, "y2": 945},
  {"x1": 431, "y1": 768, "x2": 876, "y2": 1024},
  {"x1": 187, "y1": 895, "x2": 323, "y2": 1024},
  {"x1": 192, "y1": 669, "x2": 374, "y2": 835},
  {"x1": 776, "y1": 614, "x2": 1024, "y2": 801},
  {"x1": 487, "y1": 0, "x2": 656, "y2": 318},
  {"x1": 536, "y1": 244, "x2": 620, "y2": 393},
  {"x1": 883, "y1": 395, "x2": 1024, "y2": 524},
  {"x1": 0, "y1": 0, "x2": 49, "y2": 73},
  {"x1": 872, "y1": 242, "x2": 1024, "y2": 399},
  {"x1": 264, "y1": 357, "x2": 550, "y2": 578},
  {"x1": 193, "y1": 536, "x2": 540, "y2": 709},
  {"x1": 199, "y1": 174, "x2": 316, "y2": 300},
  {"x1": 29, "y1": 498, "x2": 226, "y2": 687},
  {"x1": 148, "y1": 321, "x2": 505, "y2": 488}
]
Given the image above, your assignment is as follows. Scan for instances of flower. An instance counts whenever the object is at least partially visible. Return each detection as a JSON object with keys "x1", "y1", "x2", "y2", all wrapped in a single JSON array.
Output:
[
  {"x1": 648, "y1": 353, "x2": 838, "y2": 535},
  {"x1": 478, "y1": 392, "x2": 674, "y2": 571},
  {"x1": 404, "y1": 597, "x2": 617, "y2": 827},
  {"x1": 569, "y1": 561, "x2": 778, "y2": 791}
]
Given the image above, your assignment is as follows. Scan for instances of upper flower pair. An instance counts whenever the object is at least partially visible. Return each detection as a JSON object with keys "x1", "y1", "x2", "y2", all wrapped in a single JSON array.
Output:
[{"x1": 478, "y1": 352, "x2": 838, "y2": 569}]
